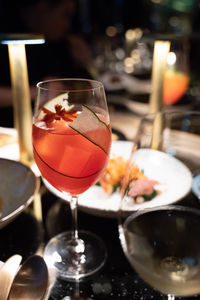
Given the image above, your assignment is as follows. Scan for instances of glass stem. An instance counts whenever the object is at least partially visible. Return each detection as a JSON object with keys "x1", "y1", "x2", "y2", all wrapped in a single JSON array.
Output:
[{"x1": 70, "y1": 195, "x2": 79, "y2": 240}]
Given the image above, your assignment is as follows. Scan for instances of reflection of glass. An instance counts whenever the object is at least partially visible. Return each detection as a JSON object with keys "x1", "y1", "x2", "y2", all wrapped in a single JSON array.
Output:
[
  {"x1": 50, "y1": 277, "x2": 92, "y2": 300},
  {"x1": 119, "y1": 205, "x2": 200, "y2": 299},
  {"x1": 32, "y1": 79, "x2": 111, "y2": 280},
  {"x1": 163, "y1": 38, "x2": 190, "y2": 105}
]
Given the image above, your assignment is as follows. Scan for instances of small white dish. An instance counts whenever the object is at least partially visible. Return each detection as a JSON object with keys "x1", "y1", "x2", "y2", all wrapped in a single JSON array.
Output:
[
  {"x1": 98, "y1": 71, "x2": 151, "y2": 94},
  {"x1": 0, "y1": 127, "x2": 19, "y2": 161},
  {"x1": 44, "y1": 141, "x2": 192, "y2": 218},
  {"x1": 97, "y1": 72, "x2": 131, "y2": 92}
]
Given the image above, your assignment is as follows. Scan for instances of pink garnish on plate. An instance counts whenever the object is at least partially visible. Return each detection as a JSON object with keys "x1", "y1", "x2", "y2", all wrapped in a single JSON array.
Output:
[{"x1": 128, "y1": 179, "x2": 159, "y2": 197}]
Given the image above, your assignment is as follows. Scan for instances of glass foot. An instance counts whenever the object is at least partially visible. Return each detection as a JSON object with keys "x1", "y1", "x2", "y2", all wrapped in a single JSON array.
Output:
[{"x1": 43, "y1": 230, "x2": 107, "y2": 280}]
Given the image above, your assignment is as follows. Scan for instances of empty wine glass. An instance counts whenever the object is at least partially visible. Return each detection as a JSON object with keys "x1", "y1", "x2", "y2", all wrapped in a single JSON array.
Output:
[
  {"x1": 136, "y1": 111, "x2": 200, "y2": 176},
  {"x1": 32, "y1": 78, "x2": 112, "y2": 280},
  {"x1": 125, "y1": 110, "x2": 200, "y2": 208},
  {"x1": 119, "y1": 205, "x2": 200, "y2": 299},
  {"x1": 116, "y1": 111, "x2": 200, "y2": 220},
  {"x1": 118, "y1": 110, "x2": 200, "y2": 299}
]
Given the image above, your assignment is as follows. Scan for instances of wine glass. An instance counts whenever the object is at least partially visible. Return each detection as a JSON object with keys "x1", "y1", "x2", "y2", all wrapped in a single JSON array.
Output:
[
  {"x1": 119, "y1": 205, "x2": 200, "y2": 299},
  {"x1": 32, "y1": 78, "x2": 112, "y2": 280},
  {"x1": 118, "y1": 110, "x2": 200, "y2": 298},
  {"x1": 163, "y1": 37, "x2": 190, "y2": 106},
  {"x1": 134, "y1": 110, "x2": 200, "y2": 176}
]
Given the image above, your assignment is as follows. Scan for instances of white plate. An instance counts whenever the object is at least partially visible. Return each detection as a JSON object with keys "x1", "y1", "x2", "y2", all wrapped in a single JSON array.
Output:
[
  {"x1": 98, "y1": 72, "x2": 151, "y2": 94},
  {"x1": 0, "y1": 127, "x2": 19, "y2": 161},
  {"x1": 44, "y1": 141, "x2": 192, "y2": 218},
  {"x1": 98, "y1": 72, "x2": 131, "y2": 92}
]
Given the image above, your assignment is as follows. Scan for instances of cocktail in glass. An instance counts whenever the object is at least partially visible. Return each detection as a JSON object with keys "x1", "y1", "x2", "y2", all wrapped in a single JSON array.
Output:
[{"x1": 32, "y1": 78, "x2": 112, "y2": 280}]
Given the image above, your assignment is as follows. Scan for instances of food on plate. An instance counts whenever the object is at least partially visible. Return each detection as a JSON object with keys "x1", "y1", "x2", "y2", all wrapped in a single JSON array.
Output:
[
  {"x1": 0, "y1": 133, "x2": 17, "y2": 147},
  {"x1": 127, "y1": 178, "x2": 159, "y2": 203},
  {"x1": 111, "y1": 133, "x2": 119, "y2": 141},
  {"x1": 99, "y1": 154, "x2": 160, "y2": 203},
  {"x1": 99, "y1": 155, "x2": 127, "y2": 194}
]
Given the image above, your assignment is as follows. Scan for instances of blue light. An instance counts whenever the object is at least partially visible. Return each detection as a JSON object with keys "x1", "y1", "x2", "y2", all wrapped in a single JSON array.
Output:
[
  {"x1": 1, "y1": 39, "x2": 45, "y2": 45},
  {"x1": 0, "y1": 34, "x2": 45, "y2": 45}
]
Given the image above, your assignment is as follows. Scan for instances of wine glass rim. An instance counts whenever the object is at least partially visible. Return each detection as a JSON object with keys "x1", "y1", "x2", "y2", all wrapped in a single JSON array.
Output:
[
  {"x1": 125, "y1": 205, "x2": 200, "y2": 224},
  {"x1": 36, "y1": 78, "x2": 104, "y2": 92}
]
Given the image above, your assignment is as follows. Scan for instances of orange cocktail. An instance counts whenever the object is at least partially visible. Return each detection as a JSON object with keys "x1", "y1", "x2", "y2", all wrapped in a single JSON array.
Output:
[
  {"x1": 33, "y1": 79, "x2": 111, "y2": 280},
  {"x1": 33, "y1": 106, "x2": 111, "y2": 195},
  {"x1": 163, "y1": 70, "x2": 189, "y2": 105}
]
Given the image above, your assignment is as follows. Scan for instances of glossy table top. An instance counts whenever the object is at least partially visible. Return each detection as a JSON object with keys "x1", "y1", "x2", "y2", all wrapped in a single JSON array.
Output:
[
  {"x1": 0, "y1": 90, "x2": 200, "y2": 299},
  {"x1": 0, "y1": 184, "x2": 199, "y2": 300}
]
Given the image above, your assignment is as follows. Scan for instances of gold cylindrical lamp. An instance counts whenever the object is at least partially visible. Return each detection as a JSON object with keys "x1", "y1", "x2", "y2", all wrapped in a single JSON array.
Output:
[
  {"x1": 0, "y1": 34, "x2": 45, "y2": 167},
  {"x1": 1, "y1": 34, "x2": 45, "y2": 222},
  {"x1": 149, "y1": 40, "x2": 171, "y2": 150},
  {"x1": 149, "y1": 40, "x2": 171, "y2": 114}
]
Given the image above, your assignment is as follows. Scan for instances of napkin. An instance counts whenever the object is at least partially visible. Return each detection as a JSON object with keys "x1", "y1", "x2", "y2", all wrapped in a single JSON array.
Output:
[
  {"x1": 0, "y1": 260, "x2": 4, "y2": 269},
  {"x1": 0, "y1": 255, "x2": 22, "y2": 300},
  {"x1": 0, "y1": 255, "x2": 58, "y2": 300}
]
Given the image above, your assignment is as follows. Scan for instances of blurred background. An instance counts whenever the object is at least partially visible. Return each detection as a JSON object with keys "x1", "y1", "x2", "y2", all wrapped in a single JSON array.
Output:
[{"x1": 0, "y1": 0, "x2": 200, "y2": 136}]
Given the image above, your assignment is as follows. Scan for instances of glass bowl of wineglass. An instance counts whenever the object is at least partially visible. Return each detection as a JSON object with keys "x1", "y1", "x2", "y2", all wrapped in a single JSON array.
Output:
[
  {"x1": 137, "y1": 111, "x2": 200, "y2": 178},
  {"x1": 32, "y1": 78, "x2": 112, "y2": 280},
  {"x1": 119, "y1": 205, "x2": 200, "y2": 299}
]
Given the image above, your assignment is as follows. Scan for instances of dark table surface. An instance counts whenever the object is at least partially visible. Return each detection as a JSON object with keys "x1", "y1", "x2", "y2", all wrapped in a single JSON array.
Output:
[
  {"x1": 0, "y1": 181, "x2": 200, "y2": 300},
  {"x1": 0, "y1": 91, "x2": 200, "y2": 299}
]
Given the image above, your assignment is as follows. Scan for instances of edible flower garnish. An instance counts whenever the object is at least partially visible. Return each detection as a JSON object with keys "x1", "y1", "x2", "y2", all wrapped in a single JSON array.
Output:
[
  {"x1": 42, "y1": 104, "x2": 78, "y2": 124},
  {"x1": 99, "y1": 155, "x2": 160, "y2": 204}
]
